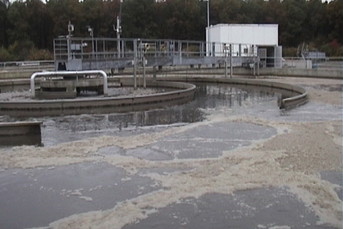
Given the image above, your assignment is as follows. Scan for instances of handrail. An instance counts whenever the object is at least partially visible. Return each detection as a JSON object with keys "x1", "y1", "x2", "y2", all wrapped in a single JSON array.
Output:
[
  {"x1": 30, "y1": 70, "x2": 108, "y2": 98},
  {"x1": 0, "y1": 60, "x2": 54, "y2": 69}
]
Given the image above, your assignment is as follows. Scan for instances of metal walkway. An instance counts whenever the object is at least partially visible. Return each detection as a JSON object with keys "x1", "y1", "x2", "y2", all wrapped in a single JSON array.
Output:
[{"x1": 54, "y1": 37, "x2": 257, "y2": 72}]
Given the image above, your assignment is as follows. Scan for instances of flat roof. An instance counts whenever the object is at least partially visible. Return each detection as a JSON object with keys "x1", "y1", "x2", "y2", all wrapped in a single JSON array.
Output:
[{"x1": 210, "y1": 24, "x2": 278, "y2": 28}]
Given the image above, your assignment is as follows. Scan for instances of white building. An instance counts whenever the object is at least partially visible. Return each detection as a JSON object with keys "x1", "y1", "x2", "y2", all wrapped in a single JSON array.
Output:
[{"x1": 206, "y1": 24, "x2": 282, "y2": 67}]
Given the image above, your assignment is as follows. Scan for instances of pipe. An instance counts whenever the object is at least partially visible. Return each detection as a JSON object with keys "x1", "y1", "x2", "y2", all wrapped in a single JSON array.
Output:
[{"x1": 30, "y1": 70, "x2": 108, "y2": 98}]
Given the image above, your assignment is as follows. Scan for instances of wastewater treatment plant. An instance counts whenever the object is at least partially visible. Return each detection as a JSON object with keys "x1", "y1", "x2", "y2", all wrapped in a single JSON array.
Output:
[{"x1": 0, "y1": 33, "x2": 342, "y2": 229}]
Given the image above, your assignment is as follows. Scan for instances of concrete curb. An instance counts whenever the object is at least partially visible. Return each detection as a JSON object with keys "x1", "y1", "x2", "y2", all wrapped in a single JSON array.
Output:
[
  {"x1": 0, "y1": 79, "x2": 196, "y2": 117},
  {"x1": 158, "y1": 76, "x2": 308, "y2": 110},
  {"x1": 0, "y1": 76, "x2": 307, "y2": 117}
]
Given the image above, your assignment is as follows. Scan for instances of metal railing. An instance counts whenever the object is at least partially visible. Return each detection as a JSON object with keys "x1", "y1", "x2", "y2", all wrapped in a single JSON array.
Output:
[
  {"x1": 2, "y1": 37, "x2": 341, "y2": 74},
  {"x1": 54, "y1": 37, "x2": 209, "y2": 62},
  {"x1": 282, "y1": 57, "x2": 343, "y2": 70},
  {"x1": 53, "y1": 37, "x2": 274, "y2": 72},
  {"x1": 54, "y1": 37, "x2": 279, "y2": 60},
  {"x1": 0, "y1": 60, "x2": 54, "y2": 71}
]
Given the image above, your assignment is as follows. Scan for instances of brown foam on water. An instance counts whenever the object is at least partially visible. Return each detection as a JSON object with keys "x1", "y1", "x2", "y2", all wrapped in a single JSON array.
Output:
[{"x1": 1, "y1": 111, "x2": 341, "y2": 229}]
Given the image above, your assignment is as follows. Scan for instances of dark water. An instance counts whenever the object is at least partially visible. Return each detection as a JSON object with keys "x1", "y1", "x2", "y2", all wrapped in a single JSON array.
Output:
[
  {"x1": 34, "y1": 83, "x2": 279, "y2": 146},
  {"x1": 0, "y1": 83, "x2": 282, "y2": 146},
  {"x1": 0, "y1": 83, "x2": 341, "y2": 229},
  {"x1": 124, "y1": 188, "x2": 336, "y2": 229},
  {"x1": 0, "y1": 162, "x2": 161, "y2": 229}
]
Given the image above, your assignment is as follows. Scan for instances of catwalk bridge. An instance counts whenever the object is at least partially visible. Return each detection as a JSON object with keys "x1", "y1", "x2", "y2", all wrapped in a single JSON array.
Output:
[{"x1": 53, "y1": 37, "x2": 264, "y2": 73}]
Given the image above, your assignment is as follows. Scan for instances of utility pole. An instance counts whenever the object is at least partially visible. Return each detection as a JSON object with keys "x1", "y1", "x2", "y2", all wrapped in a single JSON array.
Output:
[
  {"x1": 114, "y1": 0, "x2": 123, "y2": 58},
  {"x1": 67, "y1": 21, "x2": 74, "y2": 61},
  {"x1": 87, "y1": 26, "x2": 94, "y2": 59},
  {"x1": 230, "y1": 44, "x2": 233, "y2": 78},
  {"x1": 204, "y1": 0, "x2": 210, "y2": 56},
  {"x1": 199, "y1": 0, "x2": 210, "y2": 56},
  {"x1": 207, "y1": 0, "x2": 210, "y2": 56}
]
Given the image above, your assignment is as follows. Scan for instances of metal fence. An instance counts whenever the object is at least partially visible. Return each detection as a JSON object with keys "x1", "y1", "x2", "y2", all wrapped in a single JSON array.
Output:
[
  {"x1": 0, "y1": 60, "x2": 54, "y2": 71},
  {"x1": 54, "y1": 37, "x2": 208, "y2": 61},
  {"x1": 1, "y1": 58, "x2": 342, "y2": 72},
  {"x1": 53, "y1": 37, "x2": 281, "y2": 71},
  {"x1": 282, "y1": 57, "x2": 343, "y2": 70},
  {"x1": 1, "y1": 37, "x2": 342, "y2": 74}
]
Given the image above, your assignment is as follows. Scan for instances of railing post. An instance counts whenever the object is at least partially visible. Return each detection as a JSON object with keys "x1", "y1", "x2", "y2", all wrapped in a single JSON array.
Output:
[
  {"x1": 178, "y1": 41, "x2": 182, "y2": 65},
  {"x1": 30, "y1": 72, "x2": 38, "y2": 97},
  {"x1": 225, "y1": 59, "x2": 228, "y2": 78},
  {"x1": 230, "y1": 44, "x2": 233, "y2": 78},
  {"x1": 143, "y1": 56, "x2": 146, "y2": 88},
  {"x1": 133, "y1": 39, "x2": 138, "y2": 89}
]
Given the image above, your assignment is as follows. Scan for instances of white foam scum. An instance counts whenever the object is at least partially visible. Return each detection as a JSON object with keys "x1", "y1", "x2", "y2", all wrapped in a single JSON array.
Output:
[{"x1": 2, "y1": 114, "x2": 341, "y2": 229}]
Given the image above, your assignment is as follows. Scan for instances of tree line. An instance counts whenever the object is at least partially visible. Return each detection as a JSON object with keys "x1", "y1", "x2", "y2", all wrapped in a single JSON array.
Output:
[{"x1": 0, "y1": 0, "x2": 342, "y2": 61}]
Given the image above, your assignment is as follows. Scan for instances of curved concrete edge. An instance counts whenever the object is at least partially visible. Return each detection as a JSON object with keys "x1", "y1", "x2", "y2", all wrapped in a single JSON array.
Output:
[
  {"x1": 159, "y1": 76, "x2": 308, "y2": 110},
  {"x1": 0, "y1": 79, "x2": 196, "y2": 117},
  {"x1": 0, "y1": 79, "x2": 30, "y2": 93},
  {"x1": 279, "y1": 89, "x2": 308, "y2": 109},
  {"x1": 0, "y1": 76, "x2": 307, "y2": 117},
  {"x1": 259, "y1": 67, "x2": 343, "y2": 79}
]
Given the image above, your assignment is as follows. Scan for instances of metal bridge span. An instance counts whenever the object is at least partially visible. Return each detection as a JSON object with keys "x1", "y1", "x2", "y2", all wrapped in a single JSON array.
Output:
[{"x1": 54, "y1": 37, "x2": 261, "y2": 72}]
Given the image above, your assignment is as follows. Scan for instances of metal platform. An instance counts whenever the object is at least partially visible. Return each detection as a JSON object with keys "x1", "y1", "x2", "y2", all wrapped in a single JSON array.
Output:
[{"x1": 54, "y1": 37, "x2": 257, "y2": 72}]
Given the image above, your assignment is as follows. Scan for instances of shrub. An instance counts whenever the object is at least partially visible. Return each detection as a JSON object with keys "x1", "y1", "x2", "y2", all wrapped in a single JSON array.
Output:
[
  {"x1": 0, "y1": 47, "x2": 12, "y2": 61},
  {"x1": 27, "y1": 48, "x2": 53, "y2": 60}
]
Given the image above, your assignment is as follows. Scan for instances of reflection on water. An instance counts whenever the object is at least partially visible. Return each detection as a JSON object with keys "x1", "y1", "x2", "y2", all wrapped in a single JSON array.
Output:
[{"x1": 0, "y1": 84, "x2": 279, "y2": 146}]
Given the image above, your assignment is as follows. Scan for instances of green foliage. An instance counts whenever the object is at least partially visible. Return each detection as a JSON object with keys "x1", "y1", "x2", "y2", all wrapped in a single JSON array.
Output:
[
  {"x1": 282, "y1": 47, "x2": 298, "y2": 57},
  {"x1": 0, "y1": 47, "x2": 12, "y2": 61},
  {"x1": 27, "y1": 48, "x2": 53, "y2": 61},
  {"x1": 320, "y1": 40, "x2": 343, "y2": 57},
  {"x1": 0, "y1": 2, "x2": 9, "y2": 47},
  {"x1": 122, "y1": 0, "x2": 158, "y2": 38},
  {"x1": 0, "y1": 0, "x2": 342, "y2": 61},
  {"x1": 8, "y1": 40, "x2": 34, "y2": 61}
]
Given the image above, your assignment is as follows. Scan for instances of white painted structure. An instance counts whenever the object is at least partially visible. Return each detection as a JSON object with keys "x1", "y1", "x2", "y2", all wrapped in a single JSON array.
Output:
[{"x1": 206, "y1": 24, "x2": 282, "y2": 67}]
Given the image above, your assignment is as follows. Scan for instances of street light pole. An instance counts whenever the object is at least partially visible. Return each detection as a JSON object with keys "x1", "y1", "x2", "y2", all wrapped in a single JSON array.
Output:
[
  {"x1": 87, "y1": 26, "x2": 94, "y2": 59},
  {"x1": 67, "y1": 21, "x2": 74, "y2": 61},
  {"x1": 206, "y1": 0, "x2": 209, "y2": 29},
  {"x1": 200, "y1": 0, "x2": 210, "y2": 56},
  {"x1": 114, "y1": 0, "x2": 123, "y2": 58},
  {"x1": 116, "y1": 16, "x2": 121, "y2": 57},
  {"x1": 207, "y1": 0, "x2": 210, "y2": 56}
]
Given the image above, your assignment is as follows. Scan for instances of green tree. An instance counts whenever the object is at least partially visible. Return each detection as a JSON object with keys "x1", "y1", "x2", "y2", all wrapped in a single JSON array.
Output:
[
  {"x1": 81, "y1": 0, "x2": 119, "y2": 38},
  {"x1": 7, "y1": 1, "x2": 30, "y2": 45},
  {"x1": 163, "y1": 0, "x2": 203, "y2": 40},
  {"x1": 26, "y1": 0, "x2": 54, "y2": 49},
  {"x1": 326, "y1": 0, "x2": 343, "y2": 44},
  {"x1": 0, "y1": 1, "x2": 9, "y2": 48},
  {"x1": 304, "y1": 0, "x2": 326, "y2": 44},
  {"x1": 0, "y1": 46, "x2": 12, "y2": 61},
  {"x1": 211, "y1": 0, "x2": 242, "y2": 24},
  {"x1": 280, "y1": 0, "x2": 307, "y2": 47},
  {"x1": 122, "y1": 0, "x2": 158, "y2": 38},
  {"x1": 46, "y1": 0, "x2": 82, "y2": 37},
  {"x1": 8, "y1": 40, "x2": 34, "y2": 61},
  {"x1": 1, "y1": 0, "x2": 342, "y2": 60}
]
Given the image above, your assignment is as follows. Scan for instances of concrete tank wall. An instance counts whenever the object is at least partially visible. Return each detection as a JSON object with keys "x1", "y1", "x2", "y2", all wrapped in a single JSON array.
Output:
[
  {"x1": 0, "y1": 121, "x2": 42, "y2": 146},
  {"x1": 0, "y1": 79, "x2": 196, "y2": 117}
]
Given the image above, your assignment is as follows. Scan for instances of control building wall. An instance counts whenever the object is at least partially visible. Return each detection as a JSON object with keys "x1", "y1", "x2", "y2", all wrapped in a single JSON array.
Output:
[{"x1": 206, "y1": 24, "x2": 279, "y2": 57}]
